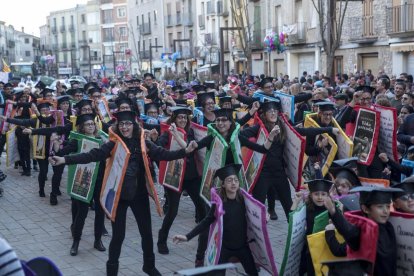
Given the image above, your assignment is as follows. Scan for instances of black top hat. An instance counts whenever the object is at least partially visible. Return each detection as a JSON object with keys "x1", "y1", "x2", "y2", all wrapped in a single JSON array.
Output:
[
  {"x1": 331, "y1": 157, "x2": 359, "y2": 169},
  {"x1": 35, "y1": 81, "x2": 46, "y2": 90},
  {"x1": 260, "y1": 77, "x2": 274, "y2": 88},
  {"x1": 57, "y1": 95, "x2": 72, "y2": 106},
  {"x1": 330, "y1": 167, "x2": 361, "y2": 187},
  {"x1": 66, "y1": 88, "x2": 84, "y2": 96},
  {"x1": 3, "y1": 83, "x2": 13, "y2": 88},
  {"x1": 115, "y1": 95, "x2": 134, "y2": 108},
  {"x1": 204, "y1": 80, "x2": 216, "y2": 89},
  {"x1": 259, "y1": 99, "x2": 281, "y2": 112},
  {"x1": 76, "y1": 114, "x2": 95, "y2": 126},
  {"x1": 143, "y1": 73, "x2": 154, "y2": 79},
  {"x1": 355, "y1": 85, "x2": 375, "y2": 94},
  {"x1": 392, "y1": 177, "x2": 414, "y2": 199},
  {"x1": 170, "y1": 106, "x2": 192, "y2": 116},
  {"x1": 334, "y1": 93, "x2": 349, "y2": 101},
  {"x1": 195, "y1": 92, "x2": 215, "y2": 107},
  {"x1": 144, "y1": 102, "x2": 159, "y2": 113},
  {"x1": 306, "y1": 179, "x2": 333, "y2": 193},
  {"x1": 218, "y1": 96, "x2": 232, "y2": 105},
  {"x1": 192, "y1": 84, "x2": 208, "y2": 93},
  {"x1": 75, "y1": 99, "x2": 93, "y2": 110},
  {"x1": 213, "y1": 108, "x2": 234, "y2": 121},
  {"x1": 214, "y1": 164, "x2": 242, "y2": 181},
  {"x1": 350, "y1": 186, "x2": 404, "y2": 206},
  {"x1": 113, "y1": 110, "x2": 137, "y2": 122},
  {"x1": 40, "y1": 88, "x2": 55, "y2": 96},
  {"x1": 315, "y1": 101, "x2": 335, "y2": 111},
  {"x1": 36, "y1": 101, "x2": 52, "y2": 110}
]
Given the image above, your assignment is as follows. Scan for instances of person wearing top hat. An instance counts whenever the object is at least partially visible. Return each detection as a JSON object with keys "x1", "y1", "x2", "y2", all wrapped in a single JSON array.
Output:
[
  {"x1": 50, "y1": 113, "x2": 107, "y2": 256},
  {"x1": 69, "y1": 80, "x2": 81, "y2": 89},
  {"x1": 193, "y1": 91, "x2": 216, "y2": 126},
  {"x1": 173, "y1": 164, "x2": 259, "y2": 276},
  {"x1": 39, "y1": 88, "x2": 55, "y2": 102},
  {"x1": 333, "y1": 92, "x2": 349, "y2": 124},
  {"x1": 324, "y1": 186, "x2": 404, "y2": 276},
  {"x1": 143, "y1": 73, "x2": 161, "y2": 104},
  {"x1": 115, "y1": 94, "x2": 139, "y2": 115},
  {"x1": 156, "y1": 106, "x2": 209, "y2": 266},
  {"x1": 88, "y1": 87, "x2": 102, "y2": 102},
  {"x1": 66, "y1": 88, "x2": 85, "y2": 103},
  {"x1": 392, "y1": 176, "x2": 414, "y2": 214},
  {"x1": 329, "y1": 165, "x2": 361, "y2": 197},
  {"x1": 50, "y1": 110, "x2": 198, "y2": 276},
  {"x1": 290, "y1": 179, "x2": 333, "y2": 276},
  {"x1": 0, "y1": 101, "x2": 56, "y2": 197}
]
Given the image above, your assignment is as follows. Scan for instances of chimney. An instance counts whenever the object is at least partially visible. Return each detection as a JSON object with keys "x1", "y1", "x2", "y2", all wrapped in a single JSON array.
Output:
[{"x1": 22, "y1": 27, "x2": 24, "y2": 33}]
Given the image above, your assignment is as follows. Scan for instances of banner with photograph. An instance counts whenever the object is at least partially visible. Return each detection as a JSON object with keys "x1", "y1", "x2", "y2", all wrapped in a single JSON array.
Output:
[
  {"x1": 32, "y1": 115, "x2": 48, "y2": 160},
  {"x1": 280, "y1": 204, "x2": 307, "y2": 276},
  {"x1": 193, "y1": 107, "x2": 204, "y2": 126},
  {"x1": 200, "y1": 125, "x2": 228, "y2": 204},
  {"x1": 96, "y1": 99, "x2": 112, "y2": 123},
  {"x1": 140, "y1": 130, "x2": 164, "y2": 216},
  {"x1": 280, "y1": 113, "x2": 306, "y2": 190},
  {"x1": 373, "y1": 104, "x2": 398, "y2": 162},
  {"x1": 191, "y1": 122, "x2": 208, "y2": 175},
  {"x1": 243, "y1": 117, "x2": 268, "y2": 193},
  {"x1": 401, "y1": 159, "x2": 414, "y2": 181},
  {"x1": 388, "y1": 211, "x2": 414, "y2": 276},
  {"x1": 6, "y1": 127, "x2": 19, "y2": 167},
  {"x1": 158, "y1": 123, "x2": 187, "y2": 193},
  {"x1": 241, "y1": 189, "x2": 278, "y2": 275},
  {"x1": 205, "y1": 188, "x2": 224, "y2": 266},
  {"x1": 229, "y1": 123, "x2": 248, "y2": 190},
  {"x1": 100, "y1": 128, "x2": 130, "y2": 221},
  {"x1": 0, "y1": 102, "x2": 14, "y2": 133},
  {"x1": 351, "y1": 107, "x2": 380, "y2": 166},
  {"x1": 275, "y1": 92, "x2": 295, "y2": 123},
  {"x1": 67, "y1": 132, "x2": 102, "y2": 203},
  {"x1": 49, "y1": 110, "x2": 65, "y2": 154},
  {"x1": 358, "y1": 177, "x2": 390, "y2": 188},
  {"x1": 304, "y1": 113, "x2": 353, "y2": 160}
]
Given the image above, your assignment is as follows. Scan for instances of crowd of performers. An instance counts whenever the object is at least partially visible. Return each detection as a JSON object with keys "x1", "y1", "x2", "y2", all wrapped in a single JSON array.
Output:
[{"x1": 0, "y1": 71, "x2": 413, "y2": 276}]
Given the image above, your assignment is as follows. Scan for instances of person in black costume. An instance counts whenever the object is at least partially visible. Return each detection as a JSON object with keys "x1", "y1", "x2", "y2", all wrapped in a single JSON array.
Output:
[
  {"x1": 392, "y1": 177, "x2": 414, "y2": 214},
  {"x1": 50, "y1": 111, "x2": 198, "y2": 276},
  {"x1": 324, "y1": 186, "x2": 404, "y2": 276},
  {"x1": 156, "y1": 106, "x2": 208, "y2": 267},
  {"x1": 173, "y1": 164, "x2": 259, "y2": 276}
]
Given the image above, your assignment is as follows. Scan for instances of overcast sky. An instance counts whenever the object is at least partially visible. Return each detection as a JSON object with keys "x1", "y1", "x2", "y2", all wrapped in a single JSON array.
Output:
[{"x1": 1, "y1": 0, "x2": 88, "y2": 36}]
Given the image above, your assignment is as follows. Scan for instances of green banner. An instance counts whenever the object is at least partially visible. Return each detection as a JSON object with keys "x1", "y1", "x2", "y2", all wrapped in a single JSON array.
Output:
[
  {"x1": 66, "y1": 131, "x2": 103, "y2": 203},
  {"x1": 229, "y1": 123, "x2": 248, "y2": 190}
]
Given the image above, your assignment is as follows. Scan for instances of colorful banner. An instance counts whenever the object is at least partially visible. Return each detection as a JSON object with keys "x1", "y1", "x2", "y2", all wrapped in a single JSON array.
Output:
[
  {"x1": 280, "y1": 204, "x2": 307, "y2": 276},
  {"x1": 100, "y1": 128, "x2": 130, "y2": 221},
  {"x1": 388, "y1": 211, "x2": 414, "y2": 275},
  {"x1": 193, "y1": 107, "x2": 204, "y2": 126},
  {"x1": 67, "y1": 132, "x2": 102, "y2": 203},
  {"x1": 200, "y1": 125, "x2": 228, "y2": 204},
  {"x1": 279, "y1": 113, "x2": 305, "y2": 190},
  {"x1": 96, "y1": 99, "x2": 112, "y2": 123},
  {"x1": 351, "y1": 107, "x2": 380, "y2": 165},
  {"x1": 401, "y1": 159, "x2": 414, "y2": 181},
  {"x1": 307, "y1": 230, "x2": 346, "y2": 276},
  {"x1": 304, "y1": 113, "x2": 353, "y2": 160},
  {"x1": 358, "y1": 177, "x2": 390, "y2": 188},
  {"x1": 32, "y1": 116, "x2": 47, "y2": 159},
  {"x1": 49, "y1": 110, "x2": 65, "y2": 154},
  {"x1": 303, "y1": 113, "x2": 338, "y2": 180},
  {"x1": 158, "y1": 123, "x2": 187, "y2": 193},
  {"x1": 6, "y1": 127, "x2": 19, "y2": 167},
  {"x1": 205, "y1": 188, "x2": 224, "y2": 266},
  {"x1": 373, "y1": 104, "x2": 398, "y2": 162},
  {"x1": 243, "y1": 117, "x2": 268, "y2": 193},
  {"x1": 0, "y1": 102, "x2": 14, "y2": 133},
  {"x1": 190, "y1": 122, "x2": 207, "y2": 175},
  {"x1": 275, "y1": 92, "x2": 295, "y2": 123},
  {"x1": 140, "y1": 130, "x2": 163, "y2": 216},
  {"x1": 312, "y1": 210, "x2": 330, "y2": 234},
  {"x1": 229, "y1": 123, "x2": 248, "y2": 190},
  {"x1": 241, "y1": 189, "x2": 278, "y2": 275}
]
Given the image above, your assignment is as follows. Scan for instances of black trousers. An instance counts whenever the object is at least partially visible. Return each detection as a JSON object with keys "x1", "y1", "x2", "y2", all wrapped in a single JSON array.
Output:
[
  {"x1": 217, "y1": 246, "x2": 258, "y2": 276},
  {"x1": 51, "y1": 164, "x2": 65, "y2": 195},
  {"x1": 158, "y1": 177, "x2": 208, "y2": 260},
  {"x1": 0, "y1": 134, "x2": 6, "y2": 156},
  {"x1": 108, "y1": 192, "x2": 155, "y2": 272},
  {"x1": 17, "y1": 147, "x2": 31, "y2": 174},
  {"x1": 252, "y1": 172, "x2": 292, "y2": 219},
  {"x1": 37, "y1": 158, "x2": 49, "y2": 192},
  {"x1": 71, "y1": 186, "x2": 104, "y2": 241}
]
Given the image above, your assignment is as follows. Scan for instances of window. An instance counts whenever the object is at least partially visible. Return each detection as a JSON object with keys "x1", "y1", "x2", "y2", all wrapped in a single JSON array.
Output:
[
  {"x1": 102, "y1": 10, "x2": 113, "y2": 24},
  {"x1": 81, "y1": 14, "x2": 86, "y2": 23},
  {"x1": 119, "y1": 26, "x2": 127, "y2": 37},
  {"x1": 154, "y1": 11, "x2": 157, "y2": 25},
  {"x1": 117, "y1": 7, "x2": 126, "y2": 18},
  {"x1": 137, "y1": 16, "x2": 139, "y2": 27},
  {"x1": 24, "y1": 38, "x2": 30, "y2": 44},
  {"x1": 103, "y1": 28, "x2": 114, "y2": 42},
  {"x1": 334, "y1": 56, "x2": 343, "y2": 76},
  {"x1": 155, "y1": 37, "x2": 158, "y2": 47},
  {"x1": 25, "y1": 51, "x2": 31, "y2": 57}
]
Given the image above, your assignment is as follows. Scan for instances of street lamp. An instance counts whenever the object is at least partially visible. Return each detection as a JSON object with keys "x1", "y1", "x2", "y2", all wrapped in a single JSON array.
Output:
[{"x1": 149, "y1": 43, "x2": 163, "y2": 75}]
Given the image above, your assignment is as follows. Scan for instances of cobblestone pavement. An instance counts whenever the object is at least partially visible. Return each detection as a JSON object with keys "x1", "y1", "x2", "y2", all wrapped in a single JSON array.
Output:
[{"x1": 0, "y1": 159, "x2": 288, "y2": 275}]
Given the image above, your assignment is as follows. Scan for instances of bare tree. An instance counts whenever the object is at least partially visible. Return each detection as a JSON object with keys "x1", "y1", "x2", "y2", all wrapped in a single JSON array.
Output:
[
  {"x1": 311, "y1": 0, "x2": 349, "y2": 80},
  {"x1": 128, "y1": 21, "x2": 143, "y2": 75},
  {"x1": 229, "y1": 0, "x2": 253, "y2": 75}
]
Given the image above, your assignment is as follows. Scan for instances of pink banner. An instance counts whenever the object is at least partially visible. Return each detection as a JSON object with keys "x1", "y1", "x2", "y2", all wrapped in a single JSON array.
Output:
[
  {"x1": 190, "y1": 122, "x2": 208, "y2": 175},
  {"x1": 205, "y1": 188, "x2": 224, "y2": 266}
]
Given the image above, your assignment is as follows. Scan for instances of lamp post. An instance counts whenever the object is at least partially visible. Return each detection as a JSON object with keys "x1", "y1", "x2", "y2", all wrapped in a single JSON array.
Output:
[
  {"x1": 219, "y1": 27, "x2": 241, "y2": 80},
  {"x1": 149, "y1": 43, "x2": 163, "y2": 75}
]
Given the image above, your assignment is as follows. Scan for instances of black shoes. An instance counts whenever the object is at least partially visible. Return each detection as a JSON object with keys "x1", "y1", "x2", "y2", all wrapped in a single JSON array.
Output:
[
  {"x1": 39, "y1": 189, "x2": 45, "y2": 197},
  {"x1": 143, "y1": 267, "x2": 162, "y2": 276},
  {"x1": 94, "y1": 239, "x2": 106, "y2": 252},
  {"x1": 102, "y1": 227, "x2": 109, "y2": 237},
  {"x1": 106, "y1": 262, "x2": 119, "y2": 276},
  {"x1": 70, "y1": 240, "x2": 79, "y2": 256},
  {"x1": 50, "y1": 194, "x2": 58, "y2": 205},
  {"x1": 56, "y1": 189, "x2": 62, "y2": 196},
  {"x1": 0, "y1": 173, "x2": 7, "y2": 182},
  {"x1": 268, "y1": 209, "x2": 278, "y2": 220},
  {"x1": 33, "y1": 165, "x2": 38, "y2": 171},
  {"x1": 157, "y1": 243, "x2": 169, "y2": 255}
]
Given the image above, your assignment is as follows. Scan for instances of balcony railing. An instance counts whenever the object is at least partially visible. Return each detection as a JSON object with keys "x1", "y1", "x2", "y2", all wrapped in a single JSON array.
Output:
[
  {"x1": 91, "y1": 56, "x2": 101, "y2": 62},
  {"x1": 348, "y1": 16, "x2": 378, "y2": 42},
  {"x1": 140, "y1": 50, "x2": 150, "y2": 59},
  {"x1": 60, "y1": 25, "x2": 66, "y2": 33},
  {"x1": 286, "y1": 22, "x2": 306, "y2": 44},
  {"x1": 182, "y1": 13, "x2": 193, "y2": 26},
  {"x1": 68, "y1": 24, "x2": 75, "y2": 32},
  {"x1": 140, "y1": 23, "x2": 151, "y2": 35},
  {"x1": 198, "y1": 15, "x2": 205, "y2": 29},
  {"x1": 386, "y1": 4, "x2": 414, "y2": 35}
]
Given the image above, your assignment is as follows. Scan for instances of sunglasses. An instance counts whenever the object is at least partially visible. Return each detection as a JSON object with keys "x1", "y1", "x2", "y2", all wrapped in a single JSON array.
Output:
[{"x1": 399, "y1": 193, "x2": 414, "y2": 201}]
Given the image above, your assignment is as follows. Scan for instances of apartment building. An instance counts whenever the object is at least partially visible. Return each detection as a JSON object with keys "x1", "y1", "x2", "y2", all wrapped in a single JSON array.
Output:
[
  {"x1": 14, "y1": 29, "x2": 41, "y2": 63},
  {"x1": 0, "y1": 22, "x2": 18, "y2": 64}
]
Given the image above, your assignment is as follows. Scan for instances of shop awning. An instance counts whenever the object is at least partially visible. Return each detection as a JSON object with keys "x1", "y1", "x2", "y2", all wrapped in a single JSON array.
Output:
[{"x1": 390, "y1": 42, "x2": 414, "y2": 52}]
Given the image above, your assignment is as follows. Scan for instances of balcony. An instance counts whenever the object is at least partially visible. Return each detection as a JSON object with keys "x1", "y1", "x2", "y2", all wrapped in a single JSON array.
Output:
[
  {"x1": 61, "y1": 43, "x2": 68, "y2": 49},
  {"x1": 386, "y1": 4, "x2": 414, "y2": 37},
  {"x1": 206, "y1": 1, "x2": 215, "y2": 15},
  {"x1": 51, "y1": 26, "x2": 57, "y2": 34},
  {"x1": 348, "y1": 16, "x2": 378, "y2": 43},
  {"x1": 198, "y1": 15, "x2": 205, "y2": 29},
  {"x1": 91, "y1": 56, "x2": 102, "y2": 62},
  {"x1": 250, "y1": 28, "x2": 264, "y2": 49},
  {"x1": 182, "y1": 13, "x2": 193, "y2": 26},
  {"x1": 286, "y1": 22, "x2": 306, "y2": 45},
  {"x1": 139, "y1": 23, "x2": 151, "y2": 35},
  {"x1": 165, "y1": 15, "x2": 175, "y2": 27},
  {"x1": 68, "y1": 24, "x2": 75, "y2": 32},
  {"x1": 60, "y1": 25, "x2": 66, "y2": 33},
  {"x1": 140, "y1": 50, "x2": 150, "y2": 59},
  {"x1": 71, "y1": 42, "x2": 76, "y2": 48},
  {"x1": 217, "y1": 1, "x2": 229, "y2": 16},
  {"x1": 79, "y1": 40, "x2": 88, "y2": 45},
  {"x1": 204, "y1": 33, "x2": 217, "y2": 45}
]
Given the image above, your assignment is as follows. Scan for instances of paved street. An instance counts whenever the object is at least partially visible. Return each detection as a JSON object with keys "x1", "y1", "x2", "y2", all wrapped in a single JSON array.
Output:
[{"x1": 0, "y1": 158, "x2": 288, "y2": 275}]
